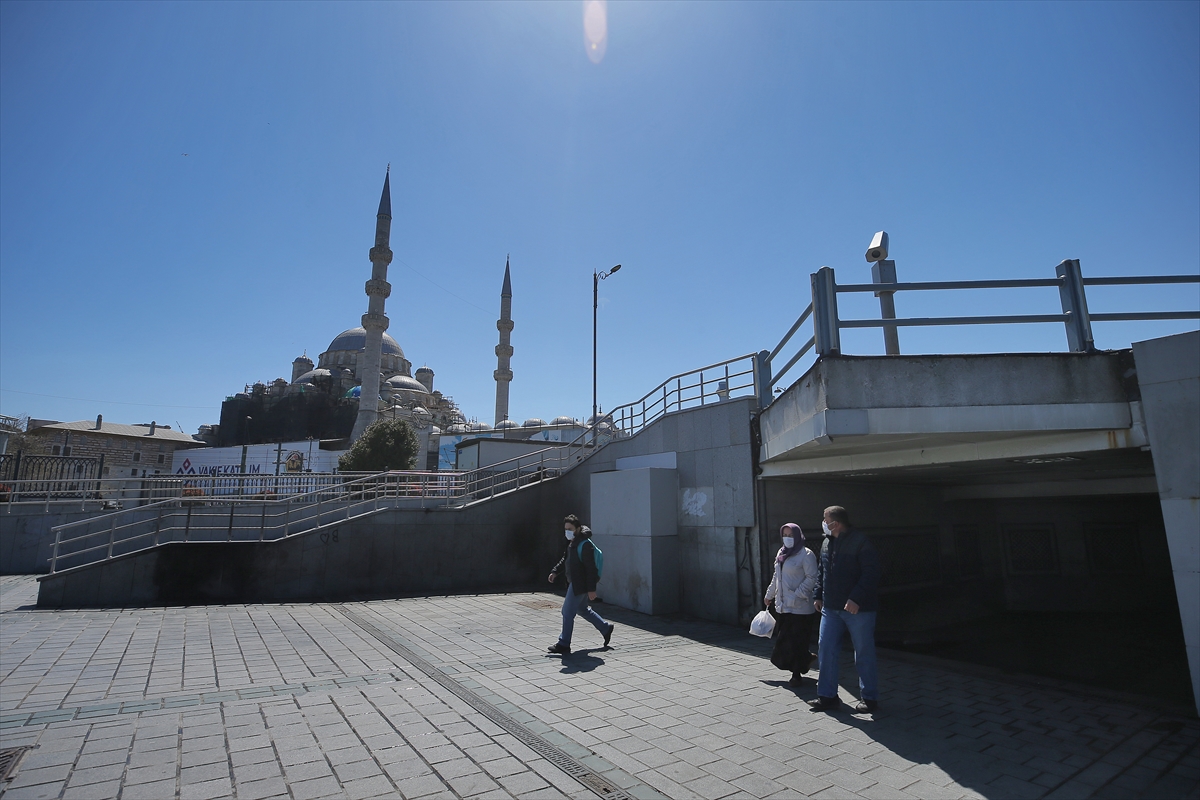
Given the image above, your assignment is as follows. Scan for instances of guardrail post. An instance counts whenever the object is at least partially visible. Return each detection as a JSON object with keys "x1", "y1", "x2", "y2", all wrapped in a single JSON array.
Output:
[
  {"x1": 812, "y1": 267, "x2": 841, "y2": 356},
  {"x1": 107, "y1": 515, "x2": 117, "y2": 560},
  {"x1": 284, "y1": 498, "x2": 291, "y2": 538},
  {"x1": 754, "y1": 350, "x2": 773, "y2": 408},
  {"x1": 259, "y1": 503, "x2": 267, "y2": 542},
  {"x1": 184, "y1": 504, "x2": 192, "y2": 542},
  {"x1": 51, "y1": 527, "x2": 61, "y2": 573},
  {"x1": 153, "y1": 506, "x2": 162, "y2": 547},
  {"x1": 1056, "y1": 259, "x2": 1095, "y2": 352}
]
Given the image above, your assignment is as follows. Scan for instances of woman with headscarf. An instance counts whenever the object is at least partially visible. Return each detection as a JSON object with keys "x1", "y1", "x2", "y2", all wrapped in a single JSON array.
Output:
[{"x1": 764, "y1": 523, "x2": 819, "y2": 687}]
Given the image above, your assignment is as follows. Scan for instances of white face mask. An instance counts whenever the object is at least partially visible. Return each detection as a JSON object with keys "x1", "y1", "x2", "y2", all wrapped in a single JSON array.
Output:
[
  {"x1": 565, "y1": 529, "x2": 574, "y2": 541},
  {"x1": 822, "y1": 521, "x2": 831, "y2": 536},
  {"x1": 782, "y1": 537, "x2": 795, "y2": 549}
]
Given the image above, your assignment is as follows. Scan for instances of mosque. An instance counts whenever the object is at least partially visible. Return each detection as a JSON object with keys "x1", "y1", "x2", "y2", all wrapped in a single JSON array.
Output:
[{"x1": 211, "y1": 170, "x2": 593, "y2": 467}]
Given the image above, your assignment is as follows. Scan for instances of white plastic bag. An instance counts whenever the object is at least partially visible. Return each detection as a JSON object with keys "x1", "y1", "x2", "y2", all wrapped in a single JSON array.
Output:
[{"x1": 749, "y1": 609, "x2": 775, "y2": 638}]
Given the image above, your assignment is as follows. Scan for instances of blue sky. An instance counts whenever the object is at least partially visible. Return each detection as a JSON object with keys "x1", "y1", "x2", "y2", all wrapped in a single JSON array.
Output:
[{"x1": 1, "y1": 1, "x2": 1197, "y2": 435}]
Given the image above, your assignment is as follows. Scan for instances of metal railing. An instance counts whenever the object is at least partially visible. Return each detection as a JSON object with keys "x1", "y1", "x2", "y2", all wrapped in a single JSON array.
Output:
[
  {"x1": 3, "y1": 472, "x2": 372, "y2": 511},
  {"x1": 760, "y1": 259, "x2": 1199, "y2": 402},
  {"x1": 606, "y1": 353, "x2": 760, "y2": 436},
  {"x1": 47, "y1": 471, "x2": 465, "y2": 574}
]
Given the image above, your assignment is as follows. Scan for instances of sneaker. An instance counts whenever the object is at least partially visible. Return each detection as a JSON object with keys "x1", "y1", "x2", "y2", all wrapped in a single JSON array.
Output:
[
  {"x1": 853, "y1": 699, "x2": 878, "y2": 713},
  {"x1": 603, "y1": 623, "x2": 615, "y2": 647},
  {"x1": 807, "y1": 696, "x2": 841, "y2": 712},
  {"x1": 547, "y1": 643, "x2": 571, "y2": 655}
]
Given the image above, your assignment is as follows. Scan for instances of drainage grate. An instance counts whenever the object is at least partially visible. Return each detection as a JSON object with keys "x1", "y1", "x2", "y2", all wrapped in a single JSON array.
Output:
[
  {"x1": 0, "y1": 746, "x2": 32, "y2": 783},
  {"x1": 338, "y1": 606, "x2": 653, "y2": 800}
]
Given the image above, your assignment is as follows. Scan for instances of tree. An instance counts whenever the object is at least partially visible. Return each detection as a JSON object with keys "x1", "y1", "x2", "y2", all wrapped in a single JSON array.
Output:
[{"x1": 338, "y1": 418, "x2": 420, "y2": 472}]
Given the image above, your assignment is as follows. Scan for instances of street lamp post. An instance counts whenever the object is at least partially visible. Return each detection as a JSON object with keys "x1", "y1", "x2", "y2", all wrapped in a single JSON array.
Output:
[{"x1": 593, "y1": 264, "x2": 622, "y2": 424}]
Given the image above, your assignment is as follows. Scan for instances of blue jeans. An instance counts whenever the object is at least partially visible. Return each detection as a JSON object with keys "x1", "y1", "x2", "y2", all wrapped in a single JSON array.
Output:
[
  {"x1": 816, "y1": 607, "x2": 878, "y2": 701},
  {"x1": 558, "y1": 585, "x2": 608, "y2": 648}
]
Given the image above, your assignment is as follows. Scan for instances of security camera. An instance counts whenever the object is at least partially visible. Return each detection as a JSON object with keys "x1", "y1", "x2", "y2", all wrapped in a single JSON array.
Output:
[{"x1": 865, "y1": 231, "x2": 889, "y2": 263}]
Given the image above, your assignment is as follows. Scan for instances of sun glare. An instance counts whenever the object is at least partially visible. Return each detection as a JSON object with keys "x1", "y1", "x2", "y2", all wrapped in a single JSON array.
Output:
[{"x1": 583, "y1": 0, "x2": 608, "y2": 64}]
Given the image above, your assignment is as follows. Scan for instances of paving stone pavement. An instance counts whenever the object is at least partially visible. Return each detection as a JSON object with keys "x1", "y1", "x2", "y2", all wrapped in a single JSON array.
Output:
[{"x1": 0, "y1": 575, "x2": 1196, "y2": 800}]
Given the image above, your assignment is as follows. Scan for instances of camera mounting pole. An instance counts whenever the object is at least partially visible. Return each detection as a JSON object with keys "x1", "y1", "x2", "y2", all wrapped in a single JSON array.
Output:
[{"x1": 865, "y1": 230, "x2": 900, "y2": 355}]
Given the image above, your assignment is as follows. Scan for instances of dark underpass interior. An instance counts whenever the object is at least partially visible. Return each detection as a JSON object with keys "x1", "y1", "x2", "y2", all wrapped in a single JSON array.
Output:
[{"x1": 762, "y1": 457, "x2": 1196, "y2": 714}]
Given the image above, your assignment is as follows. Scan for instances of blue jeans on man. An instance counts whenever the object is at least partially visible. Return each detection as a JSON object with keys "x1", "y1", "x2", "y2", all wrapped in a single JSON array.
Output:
[
  {"x1": 816, "y1": 607, "x2": 878, "y2": 702},
  {"x1": 557, "y1": 584, "x2": 609, "y2": 648}
]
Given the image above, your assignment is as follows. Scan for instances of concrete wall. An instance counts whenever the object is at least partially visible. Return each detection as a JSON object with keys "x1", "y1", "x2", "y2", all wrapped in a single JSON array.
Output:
[
  {"x1": 33, "y1": 399, "x2": 758, "y2": 624},
  {"x1": 1, "y1": 504, "x2": 131, "y2": 574},
  {"x1": 37, "y1": 483, "x2": 561, "y2": 608},
  {"x1": 1134, "y1": 330, "x2": 1200, "y2": 713},
  {"x1": 552, "y1": 398, "x2": 757, "y2": 626},
  {"x1": 590, "y1": 468, "x2": 680, "y2": 615}
]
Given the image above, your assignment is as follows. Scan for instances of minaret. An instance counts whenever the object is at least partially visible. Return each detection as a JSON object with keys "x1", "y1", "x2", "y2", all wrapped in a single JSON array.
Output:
[
  {"x1": 350, "y1": 168, "x2": 394, "y2": 441},
  {"x1": 494, "y1": 257, "x2": 514, "y2": 426}
]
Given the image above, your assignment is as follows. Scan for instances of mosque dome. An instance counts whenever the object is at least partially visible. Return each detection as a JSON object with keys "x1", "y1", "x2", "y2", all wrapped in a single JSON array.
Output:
[
  {"x1": 522, "y1": 418, "x2": 547, "y2": 428},
  {"x1": 468, "y1": 422, "x2": 493, "y2": 431},
  {"x1": 325, "y1": 327, "x2": 404, "y2": 358},
  {"x1": 293, "y1": 368, "x2": 332, "y2": 385},
  {"x1": 446, "y1": 423, "x2": 470, "y2": 434},
  {"x1": 551, "y1": 416, "x2": 577, "y2": 426},
  {"x1": 496, "y1": 420, "x2": 519, "y2": 430},
  {"x1": 385, "y1": 375, "x2": 428, "y2": 393}
]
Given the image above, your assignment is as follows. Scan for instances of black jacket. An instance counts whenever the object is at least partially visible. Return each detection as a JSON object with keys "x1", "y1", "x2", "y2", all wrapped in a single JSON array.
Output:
[
  {"x1": 552, "y1": 526, "x2": 600, "y2": 596},
  {"x1": 813, "y1": 528, "x2": 881, "y2": 613}
]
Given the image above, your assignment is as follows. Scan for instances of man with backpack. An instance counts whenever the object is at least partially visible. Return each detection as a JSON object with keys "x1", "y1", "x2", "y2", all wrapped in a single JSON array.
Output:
[{"x1": 546, "y1": 514, "x2": 614, "y2": 655}]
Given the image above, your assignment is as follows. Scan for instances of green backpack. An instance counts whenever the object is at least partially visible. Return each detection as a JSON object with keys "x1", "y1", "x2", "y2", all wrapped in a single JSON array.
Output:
[{"x1": 577, "y1": 540, "x2": 604, "y2": 580}]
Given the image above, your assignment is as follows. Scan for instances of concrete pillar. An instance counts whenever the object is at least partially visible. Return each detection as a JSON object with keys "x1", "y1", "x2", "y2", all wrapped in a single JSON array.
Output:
[
  {"x1": 590, "y1": 468, "x2": 679, "y2": 615},
  {"x1": 1133, "y1": 330, "x2": 1200, "y2": 714}
]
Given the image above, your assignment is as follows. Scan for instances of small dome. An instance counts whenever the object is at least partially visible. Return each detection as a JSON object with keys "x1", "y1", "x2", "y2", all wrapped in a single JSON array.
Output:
[
  {"x1": 415, "y1": 366, "x2": 433, "y2": 376},
  {"x1": 446, "y1": 423, "x2": 470, "y2": 434},
  {"x1": 325, "y1": 327, "x2": 404, "y2": 358},
  {"x1": 522, "y1": 418, "x2": 547, "y2": 428},
  {"x1": 551, "y1": 416, "x2": 576, "y2": 425},
  {"x1": 385, "y1": 375, "x2": 428, "y2": 393},
  {"x1": 469, "y1": 422, "x2": 493, "y2": 431},
  {"x1": 293, "y1": 368, "x2": 332, "y2": 385},
  {"x1": 496, "y1": 420, "x2": 519, "y2": 430}
]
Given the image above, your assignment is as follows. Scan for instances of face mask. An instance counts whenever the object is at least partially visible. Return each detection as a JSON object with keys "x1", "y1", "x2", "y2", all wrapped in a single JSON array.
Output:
[
  {"x1": 821, "y1": 521, "x2": 831, "y2": 536},
  {"x1": 564, "y1": 529, "x2": 574, "y2": 541},
  {"x1": 782, "y1": 537, "x2": 795, "y2": 549}
]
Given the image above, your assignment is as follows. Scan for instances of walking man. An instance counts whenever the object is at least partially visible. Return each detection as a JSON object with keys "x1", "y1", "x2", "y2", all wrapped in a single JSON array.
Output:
[
  {"x1": 547, "y1": 514, "x2": 614, "y2": 655},
  {"x1": 809, "y1": 506, "x2": 882, "y2": 713}
]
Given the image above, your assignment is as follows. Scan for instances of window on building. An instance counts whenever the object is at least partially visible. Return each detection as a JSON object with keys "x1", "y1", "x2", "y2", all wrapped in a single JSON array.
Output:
[
  {"x1": 158, "y1": 444, "x2": 165, "y2": 452},
  {"x1": 157, "y1": 454, "x2": 165, "y2": 464},
  {"x1": 133, "y1": 452, "x2": 141, "y2": 462},
  {"x1": 135, "y1": 442, "x2": 142, "y2": 450},
  {"x1": 62, "y1": 446, "x2": 72, "y2": 457},
  {"x1": 52, "y1": 445, "x2": 61, "y2": 455},
  {"x1": 78, "y1": 435, "x2": 87, "y2": 445},
  {"x1": 104, "y1": 439, "x2": 112, "y2": 448}
]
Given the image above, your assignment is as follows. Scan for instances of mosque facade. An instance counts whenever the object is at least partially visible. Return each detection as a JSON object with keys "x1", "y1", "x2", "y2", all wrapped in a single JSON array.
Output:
[{"x1": 211, "y1": 169, "x2": 598, "y2": 469}]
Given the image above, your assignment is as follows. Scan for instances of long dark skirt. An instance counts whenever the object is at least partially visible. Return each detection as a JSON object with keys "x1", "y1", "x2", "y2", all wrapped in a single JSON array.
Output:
[{"x1": 771, "y1": 612, "x2": 817, "y2": 673}]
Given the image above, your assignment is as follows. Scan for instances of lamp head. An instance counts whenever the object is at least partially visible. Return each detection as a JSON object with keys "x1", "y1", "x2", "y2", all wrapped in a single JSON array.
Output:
[{"x1": 610, "y1": 264, "x2": 621, "y2": 273}]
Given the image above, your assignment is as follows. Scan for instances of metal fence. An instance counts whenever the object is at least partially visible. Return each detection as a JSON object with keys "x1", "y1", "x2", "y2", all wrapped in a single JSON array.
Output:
[
  {"x1": 760, "y1": 259, "x2": 1200, "y2": 401},
  {"x1": 47, "y1": 472, "x2": 465, "y2": 573}
]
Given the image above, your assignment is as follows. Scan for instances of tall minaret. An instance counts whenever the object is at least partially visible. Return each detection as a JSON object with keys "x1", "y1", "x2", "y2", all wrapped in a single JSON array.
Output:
[
  {"x1": 494, "y1": 257, "x2": 514, "y2": 426},
  {"x1": 350, "y1": 168, "x2": 394, "y2": 441}
]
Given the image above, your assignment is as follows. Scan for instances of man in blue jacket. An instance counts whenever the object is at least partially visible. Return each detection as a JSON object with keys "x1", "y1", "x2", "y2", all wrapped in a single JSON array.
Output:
[{"x1": 809, "y1": 506, "x2": 882, "y2": 713}]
